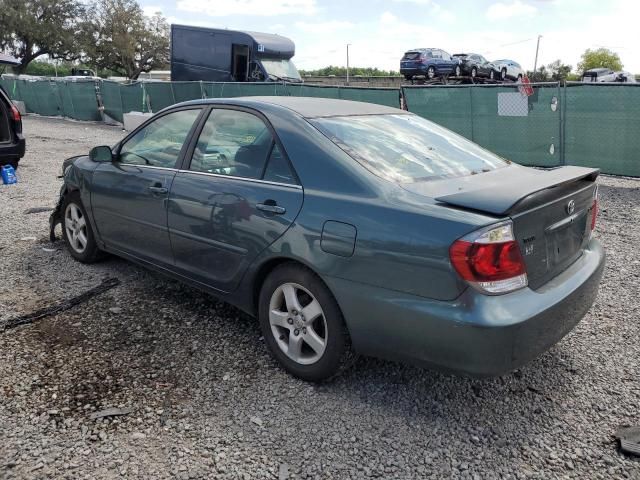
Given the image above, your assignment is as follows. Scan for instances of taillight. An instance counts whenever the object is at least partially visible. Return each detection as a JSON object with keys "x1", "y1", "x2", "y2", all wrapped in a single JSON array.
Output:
[
  {"x1": 10, "y1": 104, "x2": 21, "y2": 123},
  {"x1": 590, "y1": 186, "x2": 598, "y2": 232},
  {"x1": 449, "y1": 221, "x2": 527, "y2": 295}
]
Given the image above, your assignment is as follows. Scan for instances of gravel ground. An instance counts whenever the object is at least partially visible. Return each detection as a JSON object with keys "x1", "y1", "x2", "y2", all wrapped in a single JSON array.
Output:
[{"x1": 1, "y1": 116, "x2": 639, "y2": 480}]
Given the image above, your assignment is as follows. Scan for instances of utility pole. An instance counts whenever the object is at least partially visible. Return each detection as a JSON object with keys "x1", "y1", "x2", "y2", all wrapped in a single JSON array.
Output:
[
  {"x1": 533, "y1": 35, "x2": 542, "y2": 79},
  {"x1": 346, "y1": 44, "x2": 351, "y2": 86}
]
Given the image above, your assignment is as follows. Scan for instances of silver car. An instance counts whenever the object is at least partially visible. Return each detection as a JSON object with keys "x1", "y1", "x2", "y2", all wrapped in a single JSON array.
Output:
[{"x1": 492, "y1": 59, "x2": 524, "y2": 81}]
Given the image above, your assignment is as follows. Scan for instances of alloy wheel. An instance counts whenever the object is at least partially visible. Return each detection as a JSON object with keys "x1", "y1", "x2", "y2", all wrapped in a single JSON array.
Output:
[
  {"x1": 64, "y1": 203, "x2": 88, "y2": 254},
  {"x1": 269, "y1": 282, "x2": 328, "y2": 365}
]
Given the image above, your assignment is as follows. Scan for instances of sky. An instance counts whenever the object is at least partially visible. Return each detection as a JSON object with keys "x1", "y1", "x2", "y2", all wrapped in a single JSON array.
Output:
[{"x1": 140, "y1": 0, "x2": 639, "y2": 73}]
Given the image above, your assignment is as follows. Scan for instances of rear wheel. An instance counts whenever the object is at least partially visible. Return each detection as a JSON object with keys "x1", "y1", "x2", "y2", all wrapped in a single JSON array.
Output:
[
  {"x1": 2, "y1": 159, "x2": 19, "y2": 169},
  {"x1": 501, "y1": 67, "x2": 507, "y2": 80},
  {"x1": 259, "y1": 263, "x2": 356, "y2": 382},
  {"x1": 517, "y1": 74, "x2": 523, "y2": 81},
  {"x1": 62, "y1": 191, "x2": 104, "y2": 263},
  {"x1": 404, "y1": 75, "x2": 412, "y2": 81},
  {"x1": 426, "y1": 66, "x2": 436, "y2": 80},
  {"x1": 454, "y1": 65, "x2": 462, "y2": 77},
  {"x1": 471, "y1": 67, "x2": 478, "y2": 78},
  {"x1": 490, "y1": 70, "x2": 495, "y2": 80}
]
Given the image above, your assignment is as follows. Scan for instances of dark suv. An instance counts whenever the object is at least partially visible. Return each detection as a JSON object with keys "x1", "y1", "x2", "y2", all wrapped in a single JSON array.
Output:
[
  {"x1": 452, "y1": 53, "x2": 496, "y2": 79},
  {"x1": 400, "y1": 48, "x2": 461, "y2": 80},
  {"x1": 0, "y1": 54, "x2": 26, "y2": 169}
]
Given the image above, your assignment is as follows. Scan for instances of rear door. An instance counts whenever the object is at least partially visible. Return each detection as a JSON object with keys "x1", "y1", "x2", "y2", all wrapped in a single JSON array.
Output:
[
  {"x1": 91, "y1": 107, "x2": 203, "y2": 266},
  {"x1": 440, "y1": 50, "x2": 454, "y2": 73},
  {"x1": 168, "y1": 107, "x2": 303, "y2": 293}
]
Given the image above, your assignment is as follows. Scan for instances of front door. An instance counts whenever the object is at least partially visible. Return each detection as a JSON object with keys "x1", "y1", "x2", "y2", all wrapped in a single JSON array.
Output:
[
  {"x1": 91, "y1": 108, "x2": 203, "y2": 266},
  {"x1": 168, "y1": 107, "x2": 303, "y2": 292}
]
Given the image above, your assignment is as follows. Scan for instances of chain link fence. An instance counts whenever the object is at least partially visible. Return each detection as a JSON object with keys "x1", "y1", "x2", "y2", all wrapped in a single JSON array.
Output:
[
  {"x1": 1, "y1": 76, "x2": 638, "y2": 176},
  {"x1": 403, "y1": 82, "x2": 640, "y2": 176}
]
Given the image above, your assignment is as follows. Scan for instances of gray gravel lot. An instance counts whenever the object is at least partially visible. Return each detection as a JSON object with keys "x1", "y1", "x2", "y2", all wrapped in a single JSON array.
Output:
[{"x1": 1, "y1": 116, "x2": 639, "y2": 479}]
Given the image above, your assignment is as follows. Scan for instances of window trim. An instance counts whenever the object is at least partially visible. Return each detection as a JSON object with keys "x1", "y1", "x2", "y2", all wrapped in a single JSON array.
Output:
[
  {"x1": 180, "y1": 104, "x2": 301, "y2": 186},
  {"x1": 114, "y1": 106, "x2": 206, "y2": 170}
]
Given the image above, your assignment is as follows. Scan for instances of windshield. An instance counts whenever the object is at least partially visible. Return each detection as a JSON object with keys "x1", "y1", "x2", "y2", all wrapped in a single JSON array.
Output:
[
  {"x1": 310, "y1": 114, "x2": 508, "y2": 183},
  {"x1": 260, "y1": 58, "x2": 301, "y2": 81}
]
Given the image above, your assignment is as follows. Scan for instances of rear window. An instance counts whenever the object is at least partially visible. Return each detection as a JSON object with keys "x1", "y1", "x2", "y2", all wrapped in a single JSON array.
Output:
[
  {"x1": 310, "y1": 114, "x2": 508, "y2": 183},
  {"x1": 403, "y1": 51, "x2": 427, "y2": 60}
]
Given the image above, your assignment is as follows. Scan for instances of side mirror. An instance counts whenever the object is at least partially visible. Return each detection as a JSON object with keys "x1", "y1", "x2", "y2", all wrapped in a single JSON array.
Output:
[{"x1": 89, "y1": 145, "x2": 113, "y2": 162}]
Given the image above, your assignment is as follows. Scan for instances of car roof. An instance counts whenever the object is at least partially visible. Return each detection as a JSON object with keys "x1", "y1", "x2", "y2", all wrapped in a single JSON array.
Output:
[{"x1": 177, "y1": 96, "x2": 405, "y2": 119}]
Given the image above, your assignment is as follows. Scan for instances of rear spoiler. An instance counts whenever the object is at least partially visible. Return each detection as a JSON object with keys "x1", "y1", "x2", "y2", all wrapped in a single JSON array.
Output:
[{"x1": 435, "y1": 166, "x2": 599, "y2": 216}]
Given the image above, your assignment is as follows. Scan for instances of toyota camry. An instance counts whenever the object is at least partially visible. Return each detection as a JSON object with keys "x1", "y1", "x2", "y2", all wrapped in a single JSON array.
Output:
[{"x1": 50, "y1": 97, "x2": 605, "y2": 381}]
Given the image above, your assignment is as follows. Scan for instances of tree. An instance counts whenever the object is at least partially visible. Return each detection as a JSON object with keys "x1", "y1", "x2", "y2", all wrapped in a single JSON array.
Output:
[
  {"x1": 82, "y1": 0, "x2": 169, "y2": 80},
  {"x1": 546, "y1": 60, "x2": 572, "y2": 81},
  {"x1": 299, "y1": 66, "x2": 400, "y2": 77},
  {"x1": 577, "y1": 48, "x2": 622, "y2": 74},
  {"x1": 0, "y1": 0, "x2": 86, "y2": 73}
]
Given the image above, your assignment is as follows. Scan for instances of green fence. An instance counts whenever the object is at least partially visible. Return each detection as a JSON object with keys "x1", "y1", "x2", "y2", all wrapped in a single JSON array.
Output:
[
  {"x1": 402, "y1": 82, "x2": 640, "y2": 176},
  {"x1": 1, "y1": 77, "x2": 400, "y2": 123},
  {"x1": 403, "y1": 83, "x2": 562, "y2": 168},
  {"x1": 0, "y1": 78, "x2": 101, "y2": 121},
  {"x1": 2, "y1": 76, "x2": 639, "y2": 176},
  {"x1": 563, "y1": 83, "x2": 640, "y2": 177}
]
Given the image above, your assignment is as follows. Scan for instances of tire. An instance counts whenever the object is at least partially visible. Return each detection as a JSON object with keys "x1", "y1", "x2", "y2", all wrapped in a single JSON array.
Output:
[
  {"x1": 61, "y1": 191, "x2": 104, "y2": 263},
  {"x1": 426, "y1": 66, "x2": 436, "y2": 79},
  {"x1": 501, "y1": 67, "x2": 507, "y2": 80},
  {"x1": 404, "y1": 75, "x2": 412, "y2": 81},
  {"x1": 517, "y1": 74, "x2": 523, "y2": 81},
  {"x1": 489, "y1": 70, "x2": 495, "y2": 80},
  {"x1": 258, "y1": 263, "x2": 356, "y2": 382},
  {"x1": 454, "y1": 65, "x2": 461, "y2": 77},
  {"x1": 471, "y1": 67, "x2": 477, "y2": 78},
  {"x1": 2, "y1": 159, "x2": 19, "y2": 169}
]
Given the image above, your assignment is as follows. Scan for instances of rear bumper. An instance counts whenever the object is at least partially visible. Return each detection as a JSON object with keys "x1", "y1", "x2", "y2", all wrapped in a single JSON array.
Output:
[
  {"x1": 324, "y1": 238, "x2": 605, "y2": 377},
  {"x1": 400, "y1": 66, "x2": 427, "y2": 76},
  {"x1": 0, "y1": 135, "x2": 25, "y2": 160}
]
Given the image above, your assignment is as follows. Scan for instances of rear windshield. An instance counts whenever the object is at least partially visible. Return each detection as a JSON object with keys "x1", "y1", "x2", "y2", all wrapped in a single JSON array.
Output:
[
  {"x1": 403, "y1": 51, "x2": 427, "y2": 60},
  {"x1": 310, "y1": 114, "x2": 508, "y2": 183}
]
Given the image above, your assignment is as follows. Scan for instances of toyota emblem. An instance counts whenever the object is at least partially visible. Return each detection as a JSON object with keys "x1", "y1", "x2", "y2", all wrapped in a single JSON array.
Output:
[{"x1": 566, "y1": 199, "x2": 575, "y2": 215}]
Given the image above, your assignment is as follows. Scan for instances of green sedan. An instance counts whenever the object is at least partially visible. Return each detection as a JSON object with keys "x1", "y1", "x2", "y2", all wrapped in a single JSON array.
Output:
[{"x1": 50, "y1": 97, "x2": 605, "y2": 381}]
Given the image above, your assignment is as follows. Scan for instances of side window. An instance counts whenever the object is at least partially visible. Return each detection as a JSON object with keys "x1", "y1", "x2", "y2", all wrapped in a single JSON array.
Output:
[
  {"x1": 118, "y1": 109, "x2": 201, "y2": 168},
  {"x1": 442, "y1": 51, "x2": 451, "y2": 61},
  {"x1": 263, "y1": 144, "x2": 296, "y2": 184},
  {"x1": 190, "y1": 109, "x2": 272, "y2": 179}
]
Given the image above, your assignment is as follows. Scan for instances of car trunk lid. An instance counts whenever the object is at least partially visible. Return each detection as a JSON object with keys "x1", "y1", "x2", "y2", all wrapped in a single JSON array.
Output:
[{"x1": 402, "y1": 165, "x2": 599, "y2": 289}]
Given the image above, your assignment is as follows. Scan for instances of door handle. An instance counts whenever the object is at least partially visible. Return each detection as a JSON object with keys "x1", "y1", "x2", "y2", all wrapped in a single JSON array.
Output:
[
  {"x1": 148, "y1": 185, "x2": 168, "y2": 194},
  {"x1": 257, "y1": 202, "x2": 286, "y2": 214}
]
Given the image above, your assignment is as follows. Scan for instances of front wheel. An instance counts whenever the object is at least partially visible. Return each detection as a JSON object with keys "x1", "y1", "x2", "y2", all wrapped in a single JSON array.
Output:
[
  {"x1": 426, "y1": 66, "x2": 436, "y2": 79},
  {"x1": 259, "y1": 263, "x2": 355, "y2": 382},
  {"x1": 501, "y1": 67, "x2": 507, "y2": 80},
  {"x1": 471, "y1": 67, "x2": 478, "y2": 78},
  {"x1": 62, "y1": 191, "x2": 104, "y2": 263},
  {"x1": 454, "y1": 65, "x2": 461, "y2": 77},
  {"x1": 490, "y1": 70, "x2": 495, "y2": 80}
]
